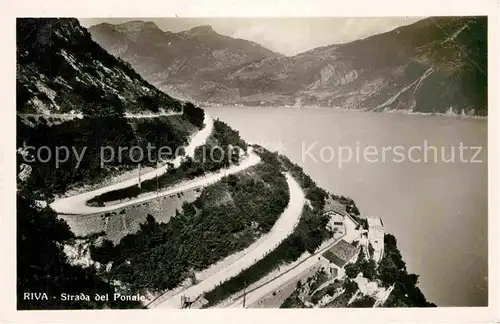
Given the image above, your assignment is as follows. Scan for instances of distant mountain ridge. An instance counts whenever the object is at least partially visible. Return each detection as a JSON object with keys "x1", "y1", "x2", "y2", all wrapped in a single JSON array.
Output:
[
  {"x1": 225, "y1": 16, "x2": 487, "y2": 115},
  {"x1": 89, "y1": 21, "x2": 282, "y2": 101},
  {"x1": 89, "y1": 17, "x2": 487, "y2": 116}
]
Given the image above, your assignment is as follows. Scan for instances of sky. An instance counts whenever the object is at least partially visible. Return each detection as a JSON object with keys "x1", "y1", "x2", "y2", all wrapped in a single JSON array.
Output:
[{"x1": 78, "y1": 17, "x2": 423, "y2": 55}]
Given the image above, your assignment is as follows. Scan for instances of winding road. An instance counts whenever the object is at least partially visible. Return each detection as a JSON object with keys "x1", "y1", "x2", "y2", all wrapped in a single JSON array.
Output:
[
  {"x1": 51, "y1": 149, "x2": 261, "y2": 215},
  {"x1": 19, "y1": 110, "x2": 183, "y2": 121},
  {"x1": 50, "y1": 113, "x2": 214, "y2": 215},
  {"x1": 222, "y1": 212, "x2": 360, "y2": 308},
  {"x1": 153, "y1": 173, "x2": 305, "y2": 309},
  {"x1": 48, "y1": 110, "x2": 308, "y2": 309}
]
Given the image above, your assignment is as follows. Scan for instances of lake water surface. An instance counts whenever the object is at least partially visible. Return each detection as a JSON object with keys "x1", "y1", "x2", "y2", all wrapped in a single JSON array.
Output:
[{"x1": 207, "y1": 106, "x2": 488, "y2": 306}]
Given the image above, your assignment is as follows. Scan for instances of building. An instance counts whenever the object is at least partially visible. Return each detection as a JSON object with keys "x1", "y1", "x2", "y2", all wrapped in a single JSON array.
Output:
[
  {"x1": 367, "y1": 217, "x2": 385, "y2": 262},
  {"x1": 323, "y1": 195, "x2": 347, "y2": 215},
  {"x1": 321, "y1": 239, "x2": 360, "y2": 278},
  {"x1": 325, "y1": 211, "x2": 346, "y2": 238},
  {"x1": 323, "y1": 195, "x2": 361, "y2": 243}
]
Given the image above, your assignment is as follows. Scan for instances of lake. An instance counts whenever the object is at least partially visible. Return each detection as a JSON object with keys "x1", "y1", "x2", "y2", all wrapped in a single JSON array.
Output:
[{"x1": 206, "y1": 106, "x2": 488, "y2": 307}]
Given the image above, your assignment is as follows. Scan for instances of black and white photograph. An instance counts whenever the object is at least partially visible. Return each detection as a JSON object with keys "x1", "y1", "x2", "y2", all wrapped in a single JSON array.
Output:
[{"x1": 2, "y1": 0, "x2": 499, "y2": 322}]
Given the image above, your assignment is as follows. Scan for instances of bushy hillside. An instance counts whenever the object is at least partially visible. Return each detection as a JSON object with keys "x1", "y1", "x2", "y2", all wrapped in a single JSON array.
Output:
[
  {"x1": 16, "y1": 18, "x2": 208, "y2": 198},
  {"x1": 17, "y1": 195, "x2": 140, "y2": 309},
  {"x1": 17, "y1": 18, "x2": 181, "y2": 115},
  {"x1": 88, "y1": 155, "x2": 289, "y2": 293},
  {"x1": 15, "y1": 19, "x2": 204, "y2": 309},
  {"x1": 15, "y1": 18, "x2": 435, "y2": 310}
]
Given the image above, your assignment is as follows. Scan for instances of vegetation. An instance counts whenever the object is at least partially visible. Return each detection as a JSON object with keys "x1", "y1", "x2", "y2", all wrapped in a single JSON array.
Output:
[
  {"x1": 136, "y1": 94, "x2": 182, "y2": 113},
  {"x1": 278, "y1": 153, "x2": 329, "y2": 211},
  {"x1": 368, "y1": 243, "x2": 375, "y2": 258},
  {"x1": 88, "y1": 119, "x2": 248, "y2": 205},
  {"x1": 202, "y1": 151, "x2": 333, "y2": 306},
  {"x1": 18, "y1": 114, "x2": 198, "y2": 200},
  {"x1": 18, "y1": 116, "x2": 134, "y2": 199},
  {"x1": 189, "y1": 119, "x2": 248, "y2": 174},
  {"x1": 130, "y1": 115, "x2": 198, "y2": 161},
  {"x1": 182, "y1": 102, "x2": 205, "y2": 128},
  {"x1": 17, "y1": 18, "x2": 181, "y2": 115},
  {"x1": 308, "y1": 270, "x2": 329, "y2": 293},
  {"x1": 87, "y1": 159, "x2": 288, "y2": 293},
  {"x1": 17, "y1": 194, "x2": 139, "y2": 309},
  {"x1": 344, "y1": 248, "x2": 377, "y2": 280},
  {"x1": 283, "y1": 233, "x2": 435, "y2": 308},
  {"x1": 321, "y1": 280, "x2": 358, "y2": 307},
  {"x1": 17, "y1": 18, "x2": 201, "y2": 200},
  {"x1": 280, "y1": 292, "x2": 307, "y2": 308},
  {"x1": 377, "y1": 234, "x2": 436, "y2": 307},
  {"x1": 309, "y1": 280, "x2": 343, "y2": 304},
  {"x1": 349, "y1": 295, "x2": 376, "y2": 308},
  {"x1": 89, "y1": 239, "x2": 116, "y2": 265},
  {"x1": 280, "y1": 282, "x2": 308, "y2": 308}
]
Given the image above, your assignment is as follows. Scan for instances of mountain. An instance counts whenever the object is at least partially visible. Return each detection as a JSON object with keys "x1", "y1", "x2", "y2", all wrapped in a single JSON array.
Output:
[
  {"x1": 90, "y1": 17, "x2": 487, "y2": 115},
  {"x1": 16, "y1": 18, "x2": 182, "y2": 310},
  {"x1": 16, "y1": 18, "x2": 204, "y2": 197},
  {"x1": 225, "y1": 16, "x2": 487, "y2": 115},
  {"x1": 17, "y1": 18, "x2": 181, "y2": 115},
  {"x1": 88, "y1": 21, "x2": 282, "y2": 101},
  {"x1": 16, "y1": 18, "x2": 209, "y2": 309}
]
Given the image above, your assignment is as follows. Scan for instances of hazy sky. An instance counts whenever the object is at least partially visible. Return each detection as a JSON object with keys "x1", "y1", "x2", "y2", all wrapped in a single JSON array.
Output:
[{"x1": 79, "y1": 17, "x2": 423, "y2": 55}]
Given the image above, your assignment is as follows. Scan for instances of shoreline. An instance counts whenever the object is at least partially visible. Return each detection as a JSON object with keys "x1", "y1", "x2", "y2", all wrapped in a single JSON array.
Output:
[{"x1": 204, "y1": 104, "x2": 488, "y2": 120}]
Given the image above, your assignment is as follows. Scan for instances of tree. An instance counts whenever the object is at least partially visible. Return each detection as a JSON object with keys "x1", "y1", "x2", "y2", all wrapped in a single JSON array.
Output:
[
  {"x1": 350, "y1": 295, "x2": 375, "y2": 308},
  {"x1": 182, "y1": 102, "x2": 204, "y2": 128},
  {"x1": 345, "y1": 263, "x2": 360, "y2": 279},
  {"x1": 360, "y1": 259, "x2": 377, "y2": 280},
  {"x1": 305, "y1": 187, "x2": 327, "y2": 211},
  {"x1": 368, "y1": 243, "x2": 375, "y2": 259},
  {"x1": 343, "y1": 280, "x2": 358, "y2": 295},
  {"x1": 90, "y1": 239, "x2": 116, "y2": 265},
  {"x1": 404, "y1": 273, "x2": 419, "y2": 287},
  {"x1": 349, "y1": 204, "x2": 360, "y2": 216},
  {"x1": 17, "y1": 194, "x2": 136, "y2": 309},
  {"x1": 358, "y1": 247, "x2": 366, "y2": 261}
]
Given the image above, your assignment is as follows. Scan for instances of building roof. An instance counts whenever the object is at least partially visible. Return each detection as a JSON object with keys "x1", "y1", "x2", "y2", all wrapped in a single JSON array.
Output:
[
  {"x1": 323, "y1": 197, "x2": 347, "y2": 215},
  {"x1": 326, "y1": 211, "x2": 344, "y2": 222},
  {"x1": 322, "y1": 239, "x2": 359, "y2": 267}
]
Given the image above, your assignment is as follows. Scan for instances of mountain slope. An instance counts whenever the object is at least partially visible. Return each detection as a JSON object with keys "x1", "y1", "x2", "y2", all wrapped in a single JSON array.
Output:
[
  {"x1": 16, "y1": 18, "x2": 206, "y2": 197},
  {"x1": 16, "y1": 18, "x2": 199, "y2": 310},
  {"x1": 89, "y1": 21, "x2": 281, "y2": 101},
  {"x1": 225, "y1": 16, "x2": 487, "y2": 115},
  {"x1": 90, "y1": 17, "x2": 487, "y2": 115},
  {"x1": 17, "y1": 18, "x2": 182, "y2": 115}
]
